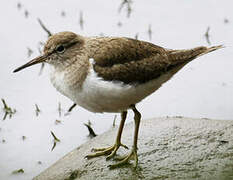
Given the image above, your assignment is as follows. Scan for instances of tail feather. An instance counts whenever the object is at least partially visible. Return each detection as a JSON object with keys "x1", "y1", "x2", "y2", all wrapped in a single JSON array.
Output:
[
  {"x1": 167, "y1": 45, "x2": 224, "y2": 65},
  {"x1": 197, "y1": 45, "x2": 224, "y2": 57}
]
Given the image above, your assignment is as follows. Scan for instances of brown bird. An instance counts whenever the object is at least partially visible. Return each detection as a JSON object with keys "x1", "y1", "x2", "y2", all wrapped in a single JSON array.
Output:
[{"x1": 13, "y1": 31, "x2": 223, "y2": 168}]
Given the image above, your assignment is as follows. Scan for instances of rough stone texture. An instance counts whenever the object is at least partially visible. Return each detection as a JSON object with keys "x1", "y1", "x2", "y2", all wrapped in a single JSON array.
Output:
[{"x1": 34, "y1": 117, "x2": 233, "y2": 180}]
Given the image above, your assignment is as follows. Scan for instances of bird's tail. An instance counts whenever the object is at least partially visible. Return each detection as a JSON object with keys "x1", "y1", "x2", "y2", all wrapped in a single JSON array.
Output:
[
  {"x1": 196, "y1": 45, "x2": 224, "y2": 57},
  {"x1": 167, "y1": 45, "x2": 224, "y2": 64}
]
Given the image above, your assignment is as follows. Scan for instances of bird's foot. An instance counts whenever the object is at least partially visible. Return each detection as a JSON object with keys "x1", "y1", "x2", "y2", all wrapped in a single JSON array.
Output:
[
  {"x1": 85, "y1": 143, "x2": 128, "y2": 159},
  {"x1": 108, "y1": 147, "x2": 138, "y2": 169}
]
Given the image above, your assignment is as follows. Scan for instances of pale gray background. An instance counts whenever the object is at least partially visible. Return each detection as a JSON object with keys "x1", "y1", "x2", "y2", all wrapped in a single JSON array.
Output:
[{"x1": 0, "y1": 0, "x2": 232, "y2": 179}]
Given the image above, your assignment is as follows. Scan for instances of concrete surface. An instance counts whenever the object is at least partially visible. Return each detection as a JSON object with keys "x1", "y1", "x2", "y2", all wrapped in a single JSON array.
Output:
[{"x1": 33, "y1": 117, "x2": 233, "y2": 180}]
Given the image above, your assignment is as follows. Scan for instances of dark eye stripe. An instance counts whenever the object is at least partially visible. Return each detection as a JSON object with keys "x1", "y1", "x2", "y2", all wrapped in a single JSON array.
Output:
[
  {"x1": 65, "y1": 41, "x2": 77, "y2": 49},
  {"x1": 52, "y1": 41, "x2": 77, "y2": 54}
]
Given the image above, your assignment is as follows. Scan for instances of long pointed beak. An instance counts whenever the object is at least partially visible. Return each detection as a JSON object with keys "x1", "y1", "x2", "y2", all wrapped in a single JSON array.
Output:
[{"x1": 13, "y1": 55, "x2": 47, "y2": 73}]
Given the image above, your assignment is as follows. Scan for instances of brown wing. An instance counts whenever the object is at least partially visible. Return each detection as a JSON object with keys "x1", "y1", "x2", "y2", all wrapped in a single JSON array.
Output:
[
  {"x1": 91, "y1": 37, "x2": 174, "y2": 84},
  {"x1": 90, "y1": 37, "x2": 222, "y2": 84}
]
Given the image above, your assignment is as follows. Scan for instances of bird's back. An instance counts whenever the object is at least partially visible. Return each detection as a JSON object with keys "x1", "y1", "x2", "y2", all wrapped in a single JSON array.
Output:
[{"x1": 88, "y1": 37, "x2": 223, "y2": 84}]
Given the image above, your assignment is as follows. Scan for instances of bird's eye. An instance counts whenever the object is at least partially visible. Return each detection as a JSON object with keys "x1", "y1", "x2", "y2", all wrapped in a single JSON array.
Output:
[{"x1": 56, "y1": 45, "x2": 65, "y2": 53}]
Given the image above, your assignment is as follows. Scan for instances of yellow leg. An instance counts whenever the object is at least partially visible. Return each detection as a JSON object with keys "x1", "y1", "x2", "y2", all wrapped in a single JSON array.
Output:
[
  {"x1": 108, "y1": 105, "x2": 141, "y2": 169},
  {"x1": 85, "y1": 111, "x2": 128, "y2": 159}
]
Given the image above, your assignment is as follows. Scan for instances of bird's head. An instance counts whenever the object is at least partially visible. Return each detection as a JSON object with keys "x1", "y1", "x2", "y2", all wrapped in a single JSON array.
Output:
[{"x1": 13, "y1": 31, "x2": 85, "y2": 73}]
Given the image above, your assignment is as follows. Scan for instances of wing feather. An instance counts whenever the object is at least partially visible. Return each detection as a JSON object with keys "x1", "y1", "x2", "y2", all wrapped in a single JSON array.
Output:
[{"x1": 90, "y1": 37, "x2": 175, "y2": 84}]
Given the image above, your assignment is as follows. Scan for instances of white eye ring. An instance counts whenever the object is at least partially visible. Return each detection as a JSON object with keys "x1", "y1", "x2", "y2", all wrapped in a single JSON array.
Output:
[{"x1": 56, "y1": 45, "x2": 65, "y2": 53}]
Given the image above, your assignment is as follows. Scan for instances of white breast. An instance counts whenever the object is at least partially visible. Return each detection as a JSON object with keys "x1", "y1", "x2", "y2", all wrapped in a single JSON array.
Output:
[
  {"x1": 50, "y1": 68, "x2": 71, "y2": 99},
  {"x1": 50, "y1": 62, "x2": 178, "y2": 113}
]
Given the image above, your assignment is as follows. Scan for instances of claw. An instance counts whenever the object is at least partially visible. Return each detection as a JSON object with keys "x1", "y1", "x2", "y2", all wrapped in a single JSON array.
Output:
[
  {"x1": 85, "y1": 143, "x2": 128, "y2": 160},
  {"x1": 85, "y1": 146, "x2": 113, "y2": 159}
]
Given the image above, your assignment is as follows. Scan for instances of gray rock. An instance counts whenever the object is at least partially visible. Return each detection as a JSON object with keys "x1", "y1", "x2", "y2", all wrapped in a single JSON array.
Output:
[{"x1": 34, "y1": 117, "x2": 233, "y2": 180}]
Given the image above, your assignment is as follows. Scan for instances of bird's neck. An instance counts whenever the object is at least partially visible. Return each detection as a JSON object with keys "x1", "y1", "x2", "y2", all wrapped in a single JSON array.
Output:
[{"x1": 50, "y1": 58, "x2": 90, "y2": 92}]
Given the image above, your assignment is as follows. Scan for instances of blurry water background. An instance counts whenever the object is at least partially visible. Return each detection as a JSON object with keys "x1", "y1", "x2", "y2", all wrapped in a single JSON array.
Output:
[{"x1": 0, "y1": 0, "x2": 232, "y2": 179}]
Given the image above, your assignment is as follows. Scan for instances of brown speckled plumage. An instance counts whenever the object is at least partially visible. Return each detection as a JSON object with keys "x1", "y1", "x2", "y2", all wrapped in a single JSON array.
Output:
[
  {"x1": 14, "y1": 31, "x2": 223, "y2": 86},
  {"x1": 42, "y1": 32, "x2": 223, "y2": 85},
  {"x1": 86, "y1": 37, "x2": 221, "y2": 84}
]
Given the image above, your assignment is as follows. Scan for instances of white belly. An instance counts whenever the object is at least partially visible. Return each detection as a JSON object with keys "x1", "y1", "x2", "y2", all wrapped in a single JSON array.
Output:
[{"x1": 50, "y1": 67, "x2": 176, "y2": 113}]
